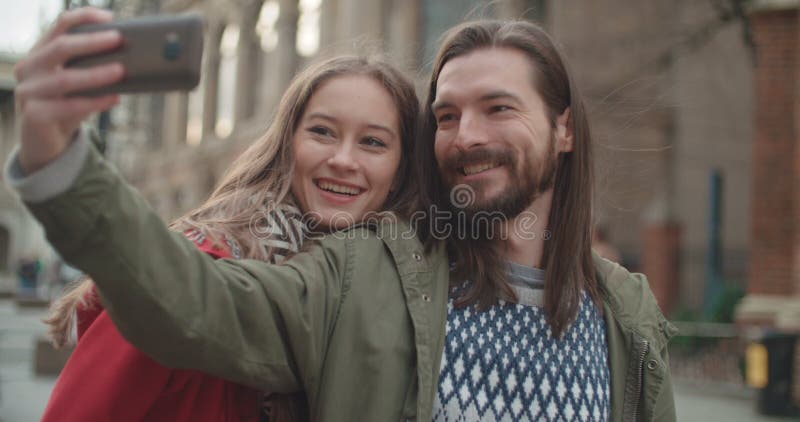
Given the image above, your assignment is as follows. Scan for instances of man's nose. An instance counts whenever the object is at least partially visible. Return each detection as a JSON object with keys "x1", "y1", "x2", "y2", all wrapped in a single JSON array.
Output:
[{"x1": 453, "y1": 112, "x2": 489, "y2": 150}]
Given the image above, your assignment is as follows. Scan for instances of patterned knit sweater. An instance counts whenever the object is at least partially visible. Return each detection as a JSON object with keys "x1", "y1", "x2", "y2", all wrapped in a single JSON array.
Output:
[{"x1": 432, "y1": 263, "x2": 610, "y2": 421}]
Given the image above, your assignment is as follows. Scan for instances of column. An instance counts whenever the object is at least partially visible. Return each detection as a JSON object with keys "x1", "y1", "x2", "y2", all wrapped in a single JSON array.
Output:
[
  {"x1": 387, "y1": 0, "x2": 420, "y2": 71},
  {"x1": 736, "y1": 0, "x2": 800, "y2": 329},
  {"x1": 749, "y1": 4, "x2": 798, "y2": 297},
  {"x1": 202, "y1": 20, "x2": 224, "y2": 140},
  {"x1": 163, "y1": 92, "x2": 189, "y2": 148},
  {"x1": 234, "y1": 0, "x2": 264, "y2": 125},
  {"x1": 319, "y1": 0, "x2": 340, "y2": 51},
  {"x1": 275, "y1": 0, "x2": 300, "y2": 93}
]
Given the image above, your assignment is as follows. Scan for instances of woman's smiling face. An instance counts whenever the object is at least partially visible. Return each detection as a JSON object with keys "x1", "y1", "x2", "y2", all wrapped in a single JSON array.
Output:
[{"x1": 290, "y1": 74, "x2": 402, "y2": 230}]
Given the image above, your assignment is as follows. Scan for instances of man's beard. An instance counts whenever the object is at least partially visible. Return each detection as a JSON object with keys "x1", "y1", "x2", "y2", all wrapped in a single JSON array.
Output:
[{"x1": 439, "y1": 140, "x2": 558, "y2": 220}]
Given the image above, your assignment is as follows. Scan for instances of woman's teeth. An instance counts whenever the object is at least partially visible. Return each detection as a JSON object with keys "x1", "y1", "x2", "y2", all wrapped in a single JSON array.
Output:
[{"x1": 318, "y1": 181, "x2": 361, "y2": 196}]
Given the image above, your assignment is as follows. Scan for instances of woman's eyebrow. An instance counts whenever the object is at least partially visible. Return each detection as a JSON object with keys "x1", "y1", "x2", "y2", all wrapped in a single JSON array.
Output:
[
  {"x1": 306, "y1": 112, "x2": 338, "y2": 123},
  {"x1": 306, "y1": 112, "x2": 396, "y2": 138},
  {"x1": 365, "y1": 123, "x2": 397, "y2": 138}
]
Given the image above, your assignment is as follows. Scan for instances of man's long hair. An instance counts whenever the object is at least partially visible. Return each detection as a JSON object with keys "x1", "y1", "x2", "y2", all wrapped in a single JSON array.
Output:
[{"x1": 418, "y1": 20, "x2": 599, "y2": 337}]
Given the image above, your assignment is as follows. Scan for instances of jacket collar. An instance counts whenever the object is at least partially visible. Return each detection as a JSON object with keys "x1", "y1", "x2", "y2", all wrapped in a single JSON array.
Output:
[
  {"x1": 593, "y1": 253, "x2": 677, "y2": 351},
  {"x1": 344, "y1": 215, "x2": 431, "y2": 275}
]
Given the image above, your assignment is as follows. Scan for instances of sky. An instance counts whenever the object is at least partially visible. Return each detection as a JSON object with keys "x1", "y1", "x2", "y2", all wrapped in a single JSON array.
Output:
[{"x1": 0, "y1": 0, "x2": 63, "y2": 55}]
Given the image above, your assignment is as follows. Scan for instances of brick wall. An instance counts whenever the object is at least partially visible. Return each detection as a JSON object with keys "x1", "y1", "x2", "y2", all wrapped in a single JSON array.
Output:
[
  {"x1": 641, "y1": 223, "x2": 681, "y2": 314},
  {"x1": 749, "y1": 9, "x2": 798, "y2": 295}
]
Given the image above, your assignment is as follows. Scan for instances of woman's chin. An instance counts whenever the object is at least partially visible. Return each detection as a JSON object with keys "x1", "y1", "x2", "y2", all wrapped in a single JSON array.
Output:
[{"x1": 306, "y1": 212, "x2": 357, "y2": 232}]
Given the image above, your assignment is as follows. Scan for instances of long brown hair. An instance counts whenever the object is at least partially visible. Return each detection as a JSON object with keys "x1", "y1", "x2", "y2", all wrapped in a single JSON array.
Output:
[
  {"x1": 45, "y1": 55, "x2": 420, "y2": 420},
  {"x1": 418, "y1": 20, "x2": 599, "y2": 337}
]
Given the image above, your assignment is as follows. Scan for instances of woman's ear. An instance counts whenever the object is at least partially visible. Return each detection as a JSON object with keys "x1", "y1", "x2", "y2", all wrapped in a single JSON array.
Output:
[{"x1": 555, "y1": 107, "x2": 573, "y2": 153}]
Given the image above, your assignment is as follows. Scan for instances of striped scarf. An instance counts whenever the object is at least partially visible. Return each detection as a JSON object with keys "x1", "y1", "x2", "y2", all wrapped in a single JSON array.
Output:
[{"x1": 248, "y1": 196, "x2": 306, "y2": 263}]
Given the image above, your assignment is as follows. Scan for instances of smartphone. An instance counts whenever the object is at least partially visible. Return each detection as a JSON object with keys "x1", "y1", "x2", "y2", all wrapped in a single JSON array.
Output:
[{"x1": 65, "y1": 14, "x2": 204, "y2": 96}]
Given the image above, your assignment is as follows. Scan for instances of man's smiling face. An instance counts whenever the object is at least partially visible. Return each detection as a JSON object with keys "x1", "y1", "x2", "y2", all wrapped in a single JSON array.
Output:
[{"x1": 432, "y1": 47, "x2": 572, "y2": 217}]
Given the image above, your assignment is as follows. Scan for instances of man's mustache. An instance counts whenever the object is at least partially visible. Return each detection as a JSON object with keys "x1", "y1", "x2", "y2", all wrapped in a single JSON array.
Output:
[{"x1": 441, "y1": 147, "x2": 515, "y2": 169}]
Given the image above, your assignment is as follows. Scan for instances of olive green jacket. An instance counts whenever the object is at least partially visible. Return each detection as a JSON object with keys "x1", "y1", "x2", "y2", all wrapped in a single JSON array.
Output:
[{"x1": 21, "y1": 144, "x2": 676, "y2": 421}]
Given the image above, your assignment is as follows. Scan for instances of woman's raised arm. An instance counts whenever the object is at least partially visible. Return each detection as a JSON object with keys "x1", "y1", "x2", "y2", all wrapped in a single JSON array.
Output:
[{"x1": 18, "y1": 136, "x2": 349, "y2": 394}]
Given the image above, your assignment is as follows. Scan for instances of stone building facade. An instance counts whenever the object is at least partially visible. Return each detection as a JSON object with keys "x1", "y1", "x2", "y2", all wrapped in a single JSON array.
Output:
[
  {"x1": 0, "y1": 53, "x2": 64, "y2": 295},
  {"x1": 103, "y1": 0, "x2": 756, "y2": 316}
]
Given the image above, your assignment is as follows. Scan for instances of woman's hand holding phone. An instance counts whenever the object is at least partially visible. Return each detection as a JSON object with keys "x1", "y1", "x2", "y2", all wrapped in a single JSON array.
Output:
[{"x1": 13, "y1": 7, "x2": 124, "y2": 174}]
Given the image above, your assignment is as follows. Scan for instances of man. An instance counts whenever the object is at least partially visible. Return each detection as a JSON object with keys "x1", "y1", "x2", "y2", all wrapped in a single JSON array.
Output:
[{"x1": 418, "y1": 21, "x2": 677, "y2": 421}]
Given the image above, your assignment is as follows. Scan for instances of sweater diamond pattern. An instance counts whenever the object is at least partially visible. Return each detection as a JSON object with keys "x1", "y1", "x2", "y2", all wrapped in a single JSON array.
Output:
[{"x1": 432, "y1": 293, "x2": 610, "y2": 421}]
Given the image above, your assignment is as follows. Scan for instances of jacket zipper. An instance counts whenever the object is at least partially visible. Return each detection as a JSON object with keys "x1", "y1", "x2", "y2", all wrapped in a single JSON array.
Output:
[{"x1": 630, "y1": 339, "x2": 649, "y2": 422}]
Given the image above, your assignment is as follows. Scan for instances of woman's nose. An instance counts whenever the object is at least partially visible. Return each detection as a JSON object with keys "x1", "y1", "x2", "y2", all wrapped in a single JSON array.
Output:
[{"x1": 326, "y1": 143, "x2": 359, "y2": 172}]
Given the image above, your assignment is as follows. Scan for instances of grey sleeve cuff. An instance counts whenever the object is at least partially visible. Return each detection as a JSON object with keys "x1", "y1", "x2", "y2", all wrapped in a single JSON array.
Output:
[{"x1": 4, "y1": 129, "x2": 91, "y2": 203}]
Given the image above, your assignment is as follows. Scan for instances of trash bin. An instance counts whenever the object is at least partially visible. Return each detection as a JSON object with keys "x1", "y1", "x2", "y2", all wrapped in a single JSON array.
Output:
[{"x1": 747, "y1": 332, "x2": 800, "y2": 416}]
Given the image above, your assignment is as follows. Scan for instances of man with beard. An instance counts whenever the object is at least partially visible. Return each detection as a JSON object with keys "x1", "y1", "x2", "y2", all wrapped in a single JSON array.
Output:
[{"x1": 418, "y1": 21, "x2": 678, "y2": 421}]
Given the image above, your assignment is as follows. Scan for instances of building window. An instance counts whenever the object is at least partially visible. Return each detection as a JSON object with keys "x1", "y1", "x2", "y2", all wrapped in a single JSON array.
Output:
[
  {"x1": 420, "y1": 0, "x2": 483, "y2": 69},
  {"x1": 420, "y1": 0, "x2": 549, "y2": 69}
]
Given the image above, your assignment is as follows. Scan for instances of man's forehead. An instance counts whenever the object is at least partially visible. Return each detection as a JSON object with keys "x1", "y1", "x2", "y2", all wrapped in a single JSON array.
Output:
[{"x1": 434, "y1": 47, "x2": 536, "y2": 103}]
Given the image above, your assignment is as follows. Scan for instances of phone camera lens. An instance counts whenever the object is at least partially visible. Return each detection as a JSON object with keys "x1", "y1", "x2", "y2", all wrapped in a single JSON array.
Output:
[{"x1": 163, "y1": 32, "x2": 181, "y2": 61}]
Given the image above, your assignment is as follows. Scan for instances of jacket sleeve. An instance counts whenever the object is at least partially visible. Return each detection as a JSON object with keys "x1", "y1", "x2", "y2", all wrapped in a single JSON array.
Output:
[{"x1": 23, "y1": 143, "x2": 350, "y2": 394}]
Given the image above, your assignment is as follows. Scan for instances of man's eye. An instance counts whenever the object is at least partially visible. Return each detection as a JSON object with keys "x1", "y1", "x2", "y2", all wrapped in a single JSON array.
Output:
[
  {"x1": 490, "y1": 105, "x2": 511, "y2": 113},
  {"x1": 361, "y1": 137, "x2": 387, "y2": 148},
  {"x1": 437, "y1": 113, "x2": 457, "y2": 124}
]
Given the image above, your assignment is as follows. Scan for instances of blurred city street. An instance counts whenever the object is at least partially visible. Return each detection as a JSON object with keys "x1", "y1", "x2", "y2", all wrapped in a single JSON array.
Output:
[
  {"x1": 0, "y1": 298, "x2": 55, "y2": 422},
  {"x1": 0, "y1": 296, "x2": 793, "y2": 421},
  {"x1": 0, "y1": 0, "x2": 800, "y2": 420}
]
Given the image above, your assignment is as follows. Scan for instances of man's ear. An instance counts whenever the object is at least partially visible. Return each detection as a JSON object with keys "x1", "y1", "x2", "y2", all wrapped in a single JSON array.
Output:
[{"x1": 555, "y1": 107, "x2": 573, "y2": 153}]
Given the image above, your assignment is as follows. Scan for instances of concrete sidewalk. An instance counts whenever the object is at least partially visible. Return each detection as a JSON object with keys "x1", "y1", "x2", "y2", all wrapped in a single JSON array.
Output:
[
  {"x1": 0, "y1": 298, "x2": 56, "y2": 422},
  {"x1": 674, "y1": 381, "x2": 793, "y2": 421}
]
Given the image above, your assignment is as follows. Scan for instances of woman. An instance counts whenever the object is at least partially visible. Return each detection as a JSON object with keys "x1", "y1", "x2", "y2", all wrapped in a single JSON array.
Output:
[{"x1": 22, "y1": 8, "x2": 433, "y2": 421}]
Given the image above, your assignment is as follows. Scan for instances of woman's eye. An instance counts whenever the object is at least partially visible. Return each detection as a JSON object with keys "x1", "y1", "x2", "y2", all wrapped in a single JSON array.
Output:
[
  {"x1": 361, "y1": 137, "x2": 387, "y2": 148},
  {"x1": 308, "y1": 126, "x2": 334, "y2": 137}
]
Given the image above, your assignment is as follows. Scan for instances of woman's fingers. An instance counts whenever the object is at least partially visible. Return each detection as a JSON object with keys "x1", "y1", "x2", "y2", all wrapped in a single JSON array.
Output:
[
  {"x1": 45, "y1": 95, "x2": 120, "y2": 123},
  {"x1": 13, "y1": 7, "x2": 120, "y2": 174},
  {"x1": 18, "y1": 94, "x2": 119, "y2": 173},
  {"x1": 15, "y1": 30, "x2": 122, "y2": 81},
  {"x1": 19, "y1": 94, "x2": 119, "y2": 136},
  {"x1": 15, "y1": 62, "x2": 125, "y2": 101},
  {"x1": 33, "y1": 7, "x2": 113, "y2": 50}
]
